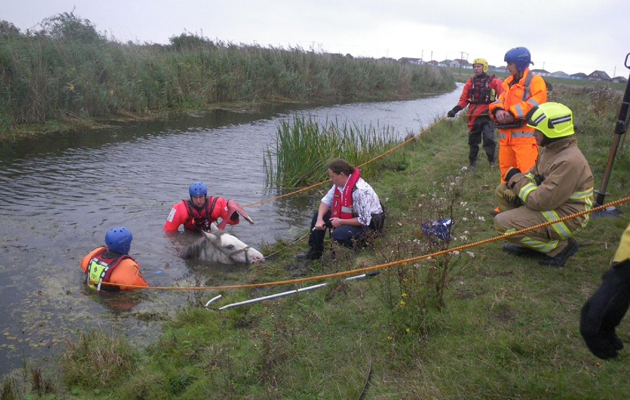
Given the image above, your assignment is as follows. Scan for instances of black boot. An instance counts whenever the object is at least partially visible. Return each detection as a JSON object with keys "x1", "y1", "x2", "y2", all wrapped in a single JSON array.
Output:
[{"x1": 297, "y1": 228, "x2": 325, "y2": 260}]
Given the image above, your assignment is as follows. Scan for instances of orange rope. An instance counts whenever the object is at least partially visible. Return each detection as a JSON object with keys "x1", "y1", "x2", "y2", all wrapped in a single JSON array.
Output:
[{"x1": 96, "y1": 196, "x2": 629, "y2": 291}]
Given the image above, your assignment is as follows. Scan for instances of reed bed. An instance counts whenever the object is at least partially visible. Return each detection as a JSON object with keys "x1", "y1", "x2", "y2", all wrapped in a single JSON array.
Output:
[
  {"x1": 264, "y1": 115, "x2": 400, "y2": 188},
  {"x1": 0, "y1": 12, "x2": 454, "y2": 135}
]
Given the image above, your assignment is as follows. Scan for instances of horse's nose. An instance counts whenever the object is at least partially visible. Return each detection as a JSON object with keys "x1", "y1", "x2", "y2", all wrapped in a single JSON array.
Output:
[{"x1": 250, "y1": 253, "x2": 265, "y2": 263}]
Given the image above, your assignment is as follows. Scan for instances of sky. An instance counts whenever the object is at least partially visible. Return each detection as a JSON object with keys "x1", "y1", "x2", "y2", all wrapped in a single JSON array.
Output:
[{"x1": 2, "y1": 0, "x2": 630, "y2": 78}]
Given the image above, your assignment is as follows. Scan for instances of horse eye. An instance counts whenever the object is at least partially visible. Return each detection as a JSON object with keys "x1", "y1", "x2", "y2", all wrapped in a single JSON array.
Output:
[{"x1": 225, "y1": 245, "x2": 235, "y2": 250}]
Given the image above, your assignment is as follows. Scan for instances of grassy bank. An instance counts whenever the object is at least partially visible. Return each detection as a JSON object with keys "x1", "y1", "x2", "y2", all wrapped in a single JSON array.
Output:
[
  {"x1": 0, "y1": 12, "x2": 454, "y2": 140},
  {"x1": 3, "y1": 84, "x2": 629, "y2": 399}
]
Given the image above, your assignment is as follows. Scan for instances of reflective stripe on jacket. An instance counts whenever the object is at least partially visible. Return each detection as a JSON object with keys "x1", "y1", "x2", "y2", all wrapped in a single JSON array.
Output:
[
  {"x1": 489, "y1": 68, "x2": 547, "y2": 144},
  {"x1": 507, "y1": 136, "x2": 594, "y2": 238}
]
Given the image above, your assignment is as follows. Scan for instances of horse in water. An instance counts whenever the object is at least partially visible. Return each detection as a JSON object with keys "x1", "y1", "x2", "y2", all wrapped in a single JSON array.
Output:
[{"x1": 181, "y1": 229, "x2": 264, "y2": 264}]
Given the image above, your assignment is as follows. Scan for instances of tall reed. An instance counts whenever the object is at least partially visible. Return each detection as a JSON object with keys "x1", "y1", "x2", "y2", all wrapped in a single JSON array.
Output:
[
  {"x1": 264, "y1": 115, "x2": 400, "y2": 188},
  {"x1": 0, "y1": 12, "x2": 454, "y2": 135}
]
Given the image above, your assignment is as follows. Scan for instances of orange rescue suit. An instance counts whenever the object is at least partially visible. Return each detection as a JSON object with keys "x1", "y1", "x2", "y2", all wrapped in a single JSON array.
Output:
[
  {"x1": 81, "y1": 247, "x2": 149, "y2": 291},
  {"x1": 163, "y1": 197, "x2": 237, "y2": 232},
  {"x1": 489, "y1": 68, "x2": 547, "y2": 182}
]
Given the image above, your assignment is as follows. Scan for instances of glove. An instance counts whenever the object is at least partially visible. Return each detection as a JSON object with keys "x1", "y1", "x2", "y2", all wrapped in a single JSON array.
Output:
[
  {"x1": 504, "y1": 167, "x2": 521, "y2": 183},
  {"x1": 502, "y1": 188, "x2": 522, "y2": 208},
  {"x1": 447, "y1": 106, "x2": 462, "y2": 118},
  {"x1": 580, "y1": 259, "x2": 630, "y2": 359}
]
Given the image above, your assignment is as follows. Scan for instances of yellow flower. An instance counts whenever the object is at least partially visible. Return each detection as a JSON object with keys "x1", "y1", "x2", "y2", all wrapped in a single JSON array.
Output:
[
  {"x1": 400, "y1": 300, "x2": 406, "y2": 307},
  {"x1": 387, "y1": 336, "x2": 393, "y2": 341},
  {"x1": 402, "y1": 293, "x2": 408, "y2": 298},
  {"x1": 406, "y1": 328, "x2": 411, "y2": 333}
]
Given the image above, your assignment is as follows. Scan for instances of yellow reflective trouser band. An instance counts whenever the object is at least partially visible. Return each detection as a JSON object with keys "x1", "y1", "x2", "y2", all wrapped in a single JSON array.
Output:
[
  {"x1": 519, "y1": 183, "x2": 537, "y2": 202},
  {"x1": 521, "y1": 236, "x2": 558, "y2": 254},
  {"x1": 542, "y1": 210, "x2": 571, "y2": 239},
  {"x1": 503, "y1": 228, "x2": 557, "y2": 254}
]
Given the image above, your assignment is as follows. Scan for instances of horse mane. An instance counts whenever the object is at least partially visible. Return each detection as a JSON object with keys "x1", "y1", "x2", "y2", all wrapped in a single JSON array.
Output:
[{"x1": 180, "y1": 231, "x2": 228, "y2": 259}]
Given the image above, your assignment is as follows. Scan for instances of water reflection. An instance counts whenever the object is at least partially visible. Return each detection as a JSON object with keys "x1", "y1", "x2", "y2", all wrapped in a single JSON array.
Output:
[{"x1": 0, "y1": 86, "x2": 462, "y2": 375}]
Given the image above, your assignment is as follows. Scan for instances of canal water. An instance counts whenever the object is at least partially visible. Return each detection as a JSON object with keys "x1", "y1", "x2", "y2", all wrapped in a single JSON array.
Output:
[{"x1": 0, "y1": 85, "x2": 462, "y2": 376}]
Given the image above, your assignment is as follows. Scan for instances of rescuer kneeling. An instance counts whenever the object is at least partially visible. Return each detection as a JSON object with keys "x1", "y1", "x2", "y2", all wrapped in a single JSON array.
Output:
[{"x1": 494, "y1": 102, "x2": 594, "y2": 268}]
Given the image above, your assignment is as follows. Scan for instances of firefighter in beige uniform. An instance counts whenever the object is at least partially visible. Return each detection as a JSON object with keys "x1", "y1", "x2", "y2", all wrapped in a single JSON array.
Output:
[{"x1": 494, "y1": 102, "x2": 593, "y2": 268}]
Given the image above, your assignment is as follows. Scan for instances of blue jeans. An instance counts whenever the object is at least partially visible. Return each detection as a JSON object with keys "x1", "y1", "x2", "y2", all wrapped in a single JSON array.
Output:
[{"x1": 308, "y1": 210, "x2": 372, "y2": 252}]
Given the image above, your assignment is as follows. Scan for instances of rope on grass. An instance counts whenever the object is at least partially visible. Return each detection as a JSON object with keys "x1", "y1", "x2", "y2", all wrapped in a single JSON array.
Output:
[{"x1": 95, "y1": 196, "x2": 630, "y2": 291}]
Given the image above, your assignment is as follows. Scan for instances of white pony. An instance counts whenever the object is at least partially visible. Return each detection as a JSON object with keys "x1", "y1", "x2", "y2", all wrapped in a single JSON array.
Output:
[{"x1": 181, "y1": 229, "x2": 264, "y2": 264}]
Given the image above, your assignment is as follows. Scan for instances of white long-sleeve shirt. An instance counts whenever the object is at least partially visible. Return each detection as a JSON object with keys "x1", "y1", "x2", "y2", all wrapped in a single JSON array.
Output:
[{"x1": 321, "y1": 176, "x2": 383, "y2": 226}]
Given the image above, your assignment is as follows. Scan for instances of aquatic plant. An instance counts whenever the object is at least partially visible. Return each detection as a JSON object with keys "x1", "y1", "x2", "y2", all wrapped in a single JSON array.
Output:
[{"x1": 264, "y1": 115, "x2": 401, "y2": 187}]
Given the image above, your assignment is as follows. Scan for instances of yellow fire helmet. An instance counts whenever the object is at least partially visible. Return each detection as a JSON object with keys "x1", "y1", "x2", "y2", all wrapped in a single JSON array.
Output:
[
  {"x1": 526, "y1": 102, "x2": 575, "y2": 139},
  {"x1": 473, "y1": 58, "x2": 488, "y2": 73}
]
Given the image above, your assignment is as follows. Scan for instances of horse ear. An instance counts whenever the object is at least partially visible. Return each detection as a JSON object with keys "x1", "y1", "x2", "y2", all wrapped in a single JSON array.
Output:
[{"x1": 202, "y1": 230, "x2": 219, "y2": 241}]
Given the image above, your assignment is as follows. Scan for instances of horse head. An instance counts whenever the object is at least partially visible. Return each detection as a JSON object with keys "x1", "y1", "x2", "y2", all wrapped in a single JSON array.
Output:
[{"x1": 181, "y1": 230, "x2": 264, "y2": 265}]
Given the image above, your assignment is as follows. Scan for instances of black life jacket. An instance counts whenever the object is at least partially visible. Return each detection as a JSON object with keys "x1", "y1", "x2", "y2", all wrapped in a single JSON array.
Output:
[{"x1": 468, "y1": 74, "x2": 497, "y2": 104}]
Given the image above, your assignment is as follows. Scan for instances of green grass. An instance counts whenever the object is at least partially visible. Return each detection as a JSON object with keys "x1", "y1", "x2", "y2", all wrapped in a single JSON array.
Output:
[{"x1": 3, "y1": 85, "x2": 630, "y2": 399}]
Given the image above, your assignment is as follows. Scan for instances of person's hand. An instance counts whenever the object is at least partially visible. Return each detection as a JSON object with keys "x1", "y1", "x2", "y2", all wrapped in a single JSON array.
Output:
[
  {"x1": 580, "y1": 259, "x2": 630, "y2": 359},
  {"x1": 314, "y1": 219, "x2": 326, "y2": 230},
  {"x1": 329, "y1": 217, "x2": 343, "y2": 229},
  {"x1": 502, "y1": 188, "x2": 522, "y2": 208},
  {"x1": 496, "y1": 110, "x2": 515, "y2": 124},
  {"x1": 504, "y1": 167, "x2": 521, "y2": 182},
  {"x1": 447, "y1": 106, "x2": 462, "y2": 118}
]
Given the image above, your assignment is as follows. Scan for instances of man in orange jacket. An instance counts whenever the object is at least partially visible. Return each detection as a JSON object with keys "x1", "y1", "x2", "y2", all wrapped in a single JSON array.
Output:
[
  {"x1": 81, "y1": 227, "x2": 149, "y2": 291},
  {"x1": 447, "y1": 58, "x2": 504, "y2": 169},
  {"x1": 164, "y1": 182, "x2": 251, "y2": 232},
  {"x1": 489, "y1": 47, "x2": 547, "y2": 215}
]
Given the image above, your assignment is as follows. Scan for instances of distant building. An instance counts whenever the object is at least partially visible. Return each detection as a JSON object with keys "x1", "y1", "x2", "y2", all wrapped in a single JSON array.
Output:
[
  {"x1": 612, "y1": 76, "x2": 628, "y2": 84},
  {"x1": 588, "y1": 70, "x2": 611, "y2": 81},
  {"x1": 550, "y1": 71, "x2": 570, "y2": 79},
  {"x1": 453, "y1": 59, "x2": 472, "y2": 69},
  {"x1": 570, "y1": 73, "x2": 587, "y2": 80},
  {"x1": 530, "y1": 69, "x2": 550, "y2": 77},
  {"x1": 398, "y1": 57, "x2": 423, "y2": 65}
]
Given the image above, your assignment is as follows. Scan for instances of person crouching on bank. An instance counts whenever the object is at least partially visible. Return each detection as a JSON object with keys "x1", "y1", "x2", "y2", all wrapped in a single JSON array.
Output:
[{"x1": 297, "y1": 159, "x2": 385, "y2": 260}]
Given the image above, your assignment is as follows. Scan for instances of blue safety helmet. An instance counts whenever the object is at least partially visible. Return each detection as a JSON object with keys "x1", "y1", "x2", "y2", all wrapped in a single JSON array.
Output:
[
  {"x1": 105, "y1": 227, "x2": 133, "y2": 255},
  {"x1": 504, "y1": 47, "x2": 531, "y2": 72},
  {"x1": 189, "y1": 181, "x2": 208, "y2": 198}
]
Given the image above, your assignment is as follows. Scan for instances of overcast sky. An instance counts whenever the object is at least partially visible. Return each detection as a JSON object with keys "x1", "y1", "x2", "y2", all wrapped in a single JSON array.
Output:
[{"x1": 2, "y1": 0, "x2": 629, "y2": 77}]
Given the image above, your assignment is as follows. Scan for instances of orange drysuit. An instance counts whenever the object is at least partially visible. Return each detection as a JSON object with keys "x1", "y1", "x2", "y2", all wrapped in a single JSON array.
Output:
[
  {"x1": 489, "y1": 68, "x2": 547, "y2": 182},
  {"x1": 81, "y1": 247, "x2": 149, "y2": 291}
]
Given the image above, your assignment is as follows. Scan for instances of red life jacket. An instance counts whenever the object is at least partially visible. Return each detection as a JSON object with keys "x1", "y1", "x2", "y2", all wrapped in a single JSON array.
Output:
[
  {"x1": 331, "y1": 169, "x2": 361, "y2": 219},
  {"x1": 86, "y1": 248, "x2": 133, "y2": 292},
  {"x1": 183, "y1": 197, "x2": 219, "y2": 232},
  {"x1": 468, "y1": 74, "x2": 497, "y2": 104}
]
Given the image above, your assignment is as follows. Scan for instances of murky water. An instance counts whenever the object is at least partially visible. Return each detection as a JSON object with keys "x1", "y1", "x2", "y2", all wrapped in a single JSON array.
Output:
[{"x1": 0, "y1": 85, "x2": 462, "y2": 375}]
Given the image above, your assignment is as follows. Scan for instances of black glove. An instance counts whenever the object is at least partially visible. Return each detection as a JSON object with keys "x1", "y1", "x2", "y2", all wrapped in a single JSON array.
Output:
[
  {"x1": 580, "y1": 259, "x2": 630, "y2": 359},
  {"x1": 504, "y1": 167, "x2": 521, "y2": 183},
  {"x1": 447, "y1": 106, "x2": 462, "y2": 118}
]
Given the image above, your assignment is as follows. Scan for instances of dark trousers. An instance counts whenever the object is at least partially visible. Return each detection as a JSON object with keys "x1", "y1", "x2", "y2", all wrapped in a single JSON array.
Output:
[
  {"x1": 307, "y1": 210, "x2": 377, "y2": 254},
  {"x1": 468, "y1": 116, "x2": 496, "y2": 165}
]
